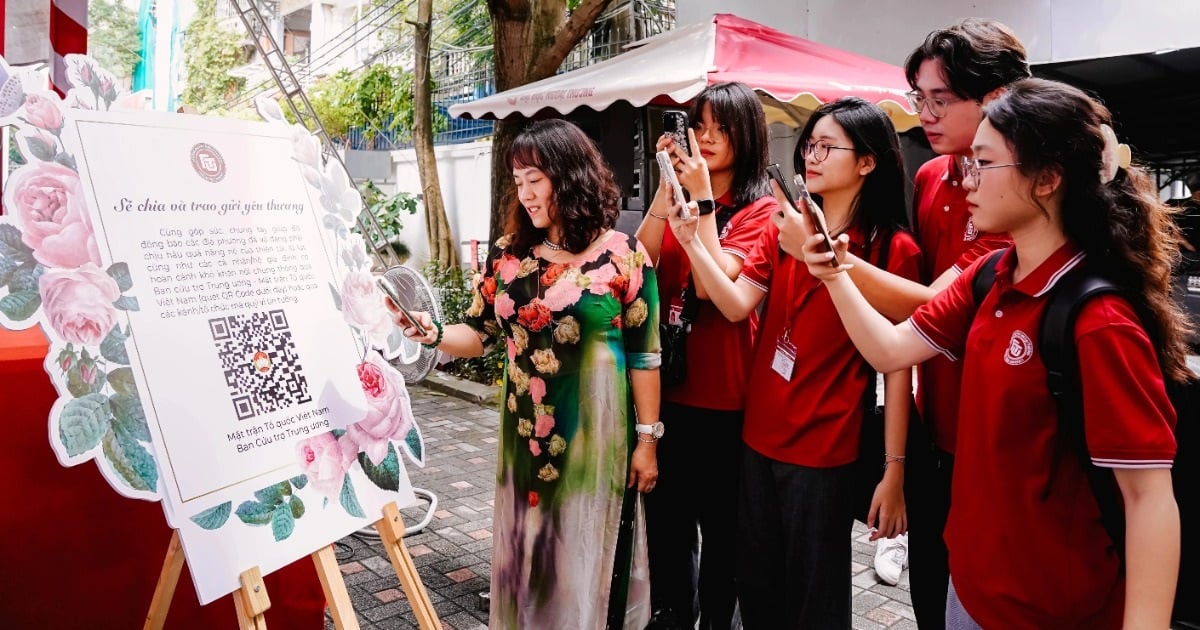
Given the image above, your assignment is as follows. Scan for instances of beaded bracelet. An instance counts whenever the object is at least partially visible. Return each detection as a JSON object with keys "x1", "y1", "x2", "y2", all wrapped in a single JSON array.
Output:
[
  {"x1": 422, "y1": 319, "x2": 444, "y2": 349},
  {"x1": 882, "y1": 452, "x2": 906, "y2": 472},
  {"x1": 647, "y1": 209, "x2": 668, "y2": 220}
]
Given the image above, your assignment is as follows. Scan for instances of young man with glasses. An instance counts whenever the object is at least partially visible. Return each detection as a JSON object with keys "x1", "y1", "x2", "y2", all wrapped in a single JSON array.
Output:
[{"x1": 831, "y1": 18, "x2": 1030, "y2": 629}]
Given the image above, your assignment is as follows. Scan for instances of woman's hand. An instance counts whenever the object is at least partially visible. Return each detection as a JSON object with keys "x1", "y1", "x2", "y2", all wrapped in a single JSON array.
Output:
[
  {"x1": 778, "y1": 198, "x2": 852, "y2": 282},
  {"x1": 628, "y1": 440, "x2": 659, "y2": 493},
  {"x1": 867, "y1": 473, "x2": 908, "y2": 541},
  {"x1": 383, "y1": 298, "x2": 437, "y2": 345},
  {"x1": 672, "y1": 128, "x2": 714, "y2": 200},
  {"x1": 666, "y1": 198, "x2": 700, "y2": 245}
]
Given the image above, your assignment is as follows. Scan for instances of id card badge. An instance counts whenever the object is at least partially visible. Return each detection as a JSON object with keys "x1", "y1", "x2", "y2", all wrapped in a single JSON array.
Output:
[
  {"x1": 668, "y1": 302, "x2": 684, "y2": 327},
  {"x1": 771, "y1": 330, "x2": 797, "y2": 381}
]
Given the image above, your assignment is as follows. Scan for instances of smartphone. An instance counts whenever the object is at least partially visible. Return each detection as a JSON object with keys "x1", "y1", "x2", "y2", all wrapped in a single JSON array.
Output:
[
  {"x1": 376, "y1": 276, "x2": 428, "y2": 336},
  {"x1": 765, "y1": 163, "x2": 839, "y2": 267},
  {"x1": 662, "y1": 110, "x2": 690, "y2": 156},
  {"x1": 656, "y1": 150, "x2": 690, "y2": 217}
]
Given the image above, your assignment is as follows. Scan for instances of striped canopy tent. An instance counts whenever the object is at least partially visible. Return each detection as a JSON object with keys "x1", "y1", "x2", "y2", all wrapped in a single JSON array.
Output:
[{"x1": 450, "y1": 13, "x2": 919, "y2": 132}]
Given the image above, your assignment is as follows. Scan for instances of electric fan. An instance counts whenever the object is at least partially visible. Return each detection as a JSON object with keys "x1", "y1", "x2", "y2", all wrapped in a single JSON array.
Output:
[{"x1": 380, "y1": 265, "x2": 443, "y2": 384}]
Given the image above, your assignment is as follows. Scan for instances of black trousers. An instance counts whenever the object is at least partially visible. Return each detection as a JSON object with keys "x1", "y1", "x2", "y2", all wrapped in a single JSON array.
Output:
[
  {"x1": 905, "y1": 433, "x2": 954, "y2": 630},
  {"x1": 643, "y1": 401, "x2": 743, "y2": 629},
  {"x1": 735, "y1": 444, "x2": 855, "y2": 630}
]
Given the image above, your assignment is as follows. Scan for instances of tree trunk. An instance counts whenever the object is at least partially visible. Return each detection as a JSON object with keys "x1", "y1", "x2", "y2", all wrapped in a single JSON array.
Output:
[
  {"x1": 413, "y1": 0, "x2": 459, "y2": 268},
  {"x1": 486, "y1": 0, "x2": 615, "y2": 244}
]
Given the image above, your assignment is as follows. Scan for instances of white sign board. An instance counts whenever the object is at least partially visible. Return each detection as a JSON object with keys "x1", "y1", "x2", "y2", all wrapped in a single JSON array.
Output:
[{"x1": 0, "y1": 55, "x2": 425, "y2": 605}]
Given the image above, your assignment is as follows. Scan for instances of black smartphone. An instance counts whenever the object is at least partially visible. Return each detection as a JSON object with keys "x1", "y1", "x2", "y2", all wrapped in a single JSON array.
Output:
[
  {"x1": 377, "y1": 276, "x2": 428, "y2": 336},
  {"x1": 662, "y1": 110, "x2": 690, "y2": 156},
  {"x1": 766, "y1": 163, "x2": 839, "y2": 267}
]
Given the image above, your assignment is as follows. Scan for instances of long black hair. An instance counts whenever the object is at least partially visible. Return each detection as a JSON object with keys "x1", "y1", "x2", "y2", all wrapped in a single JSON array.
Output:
[
  {"x1": 794, "y1": 97, "x2": 908, "y2": 257},
  {"x1": 984, "y1": 78, "x2": 1193, "y2": 382},
  {"x1": 505, "y1": 119, "x2": 620, "y2": 256},
  {"x1": 687, "y1": 82, "x2": 771, "y2": 208}
]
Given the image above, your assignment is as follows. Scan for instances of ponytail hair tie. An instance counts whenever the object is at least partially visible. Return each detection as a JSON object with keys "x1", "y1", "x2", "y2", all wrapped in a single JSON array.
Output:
[{"x1": 1099, "y1": 123, "x2": 1132, "y2": 184}]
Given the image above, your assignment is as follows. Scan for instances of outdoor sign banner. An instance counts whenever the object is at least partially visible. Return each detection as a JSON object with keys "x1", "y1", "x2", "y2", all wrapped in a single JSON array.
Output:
[{"x1": 0, "y1": 55, "x2": 425, "y2": 604}]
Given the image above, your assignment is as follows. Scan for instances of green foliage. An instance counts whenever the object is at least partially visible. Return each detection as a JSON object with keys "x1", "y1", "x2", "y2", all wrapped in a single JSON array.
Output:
[
  {"x1": 182, "y1": 0, "x2": 247, "y2": 112},
  {"x1": 88, "y1": 0, "x2": 143, "y2": 79},
  {"x1": 287, "y1": 66, "x2": 448, "y2": 147},
  {"x1": 291, "y1": 69, "x2": 359, "y2": 142},
  {"x1": 424, "y1": 262, "x2": 504, "y2": 386},
  {"x1": 356, "y1": 180, "x2": 417, "y2": 261}
]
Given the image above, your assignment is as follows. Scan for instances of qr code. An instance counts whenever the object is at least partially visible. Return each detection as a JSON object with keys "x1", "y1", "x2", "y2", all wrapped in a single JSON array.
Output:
[{"x1": 209, "y1": 310, "x2": 312, "y2": 421}]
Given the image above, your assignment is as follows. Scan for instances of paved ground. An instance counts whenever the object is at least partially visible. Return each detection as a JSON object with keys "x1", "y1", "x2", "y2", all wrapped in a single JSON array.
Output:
[{"x1": 325, "y1": 380, "x2": 916, "y2": 629}]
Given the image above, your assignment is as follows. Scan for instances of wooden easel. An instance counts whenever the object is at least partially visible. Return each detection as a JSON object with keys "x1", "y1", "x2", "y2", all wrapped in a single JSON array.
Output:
[{"x1": 143, "y1": 501, "x2": 439, "y2": 630}]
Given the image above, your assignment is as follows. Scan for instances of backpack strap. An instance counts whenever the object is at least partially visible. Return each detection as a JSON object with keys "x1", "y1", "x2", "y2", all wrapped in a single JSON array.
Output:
[
  {"x1": 972, "y1": 248, "x2": 1006, "y2": 307},
  {"x1": 862, "y1": 229, "x2": 895, "y2": 411},
  {"x1": 1038, "y1": 267, "x2": 1126, "y2": 560}
]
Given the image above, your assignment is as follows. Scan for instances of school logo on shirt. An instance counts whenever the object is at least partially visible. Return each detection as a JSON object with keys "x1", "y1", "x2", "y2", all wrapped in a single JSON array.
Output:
[
  {"x1": 1004, "y1": 330, "x2": 1034, "y2": 366},
  {"x1": 963, "y1": 217, "x2": 979, "y2": 242}
]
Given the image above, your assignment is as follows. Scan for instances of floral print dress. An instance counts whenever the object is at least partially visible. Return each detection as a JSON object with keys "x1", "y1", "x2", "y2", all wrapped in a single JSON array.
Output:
[{"x1": 464, "y1": 230, "x2": 661, "y2": 629}]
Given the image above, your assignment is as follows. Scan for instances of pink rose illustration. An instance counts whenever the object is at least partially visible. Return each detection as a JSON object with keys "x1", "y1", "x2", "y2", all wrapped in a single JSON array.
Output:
[
  {"x1": 39, "y1": 263, "x2": 120, "y2": 346},
  {"x1": 296, "y1": 432, "x2": 356, "y2": 498},
  {"x1": 529, "y1": 439, "x2": 542, "y2": 456},
  {"x1": 341, "y1": 271, "x2": 393, "y2": 348},
  {"x1": 495, "y1": 292, "x2": 516, "y2": 319},
  {"x1": 534, "y1": 413, "x2": 555, "y2": 439},
  {"x1": 5, "y1": 161, "x2": 101, "y2": 268},
  {"x1": 529, "y1": 377, "x2": 546, "y2": 404},
  {"x1": 23, "y1": 93, "x2": 63, "y2": 131},
  {"x1": 346, "y1": 351, "x2": 415, "y2": 465}
]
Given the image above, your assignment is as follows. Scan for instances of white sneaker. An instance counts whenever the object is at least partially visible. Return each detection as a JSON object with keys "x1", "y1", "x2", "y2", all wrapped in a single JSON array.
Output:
[{"x1": 874, "y1": 532, "x2": 909, "y2": 586}]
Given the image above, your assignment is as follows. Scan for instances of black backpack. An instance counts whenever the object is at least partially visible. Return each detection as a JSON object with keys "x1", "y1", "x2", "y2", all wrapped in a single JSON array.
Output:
[{"x1": 972, "y1": 248, "x2": 1197, "y2": 627}]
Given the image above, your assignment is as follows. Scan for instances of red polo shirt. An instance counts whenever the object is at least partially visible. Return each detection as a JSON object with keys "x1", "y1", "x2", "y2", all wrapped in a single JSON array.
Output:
[
  {"x1": 739, "y1": 224, "x2": 922, "y2": 466},
  {"x1": 909, "y1": 244, "x2": 1177, "y2": 629},
  {"x1": 912, "y1": 155, "x2": 1012, "y2": 453},
  {"x1": 657, "y1": 193, "x2": 777, "y2": 410}
]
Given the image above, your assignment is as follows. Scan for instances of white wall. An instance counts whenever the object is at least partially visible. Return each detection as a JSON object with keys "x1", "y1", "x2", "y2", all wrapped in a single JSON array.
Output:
[
  {"x1": 388, "y1": 141, "x2": 494, "y2": 269},
  {"x1": 679, "y1": 0, "x2": 1200, "y2": 66}
]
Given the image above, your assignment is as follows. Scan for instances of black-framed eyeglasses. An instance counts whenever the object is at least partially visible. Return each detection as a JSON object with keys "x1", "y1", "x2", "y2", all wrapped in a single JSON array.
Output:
[
  {"x1": 961, "y1": 157, "x2": 1022, "y2": 182},
  {"x1": 802, "y1": 141, "x2": 854, "y2": 163},
  {"x1": 905, "y1": 91, "x2": 968, "y2": 119}
]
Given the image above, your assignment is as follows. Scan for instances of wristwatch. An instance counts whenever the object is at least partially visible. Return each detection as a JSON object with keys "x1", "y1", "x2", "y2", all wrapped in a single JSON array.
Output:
[
  {"x1": 695, "y1": 199, "x2": 715, "y2": 216},
  {"x1": 635, "y1": 421, "x2": 665, "y2": 440}
]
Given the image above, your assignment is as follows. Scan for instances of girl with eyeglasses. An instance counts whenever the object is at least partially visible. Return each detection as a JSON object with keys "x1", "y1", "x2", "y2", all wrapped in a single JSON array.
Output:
[
  {"x1": 799, "y1": 78, "x2": 1185, "y2": 628},
  {"x1": 665, "y1": 96, "x2": 919, "y2": 628},
  {"x1": 635, "y1": 81, "x2": 778, "y2": 630}
]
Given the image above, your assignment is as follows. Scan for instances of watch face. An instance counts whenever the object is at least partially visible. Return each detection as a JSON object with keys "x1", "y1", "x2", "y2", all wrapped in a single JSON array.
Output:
[{"x1": 653, "y1": 421, "x2": 665, "y2": 438}]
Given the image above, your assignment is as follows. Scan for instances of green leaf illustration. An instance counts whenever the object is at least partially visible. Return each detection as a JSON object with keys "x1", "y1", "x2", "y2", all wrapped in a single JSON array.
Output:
[
  {"x1": 339, "y1": 474, "x2": 365, "y2": 518},
  {"x1": 102, "y1": 423, "x2": 158, "y2": 491},
  {"x1": 110, "y1": 393, "x2": 150, "y2": 442},
  {"x1": 106, "y1": 262, "x2": 133, "y2": 292},
  {"x1": 254, "y1": 481, "x2": 290, "y2": 506},
  {"x1": 271, "y1": 503, "x2": 296, "y2": 541},
  {"x1": 290, "y1": 475, "x2": 308, "y2": 490},
  {"x1": 235, "y1": 500, "x2": 274, "y2": 526},
  {"x1": 26, "y1": 135, "x2": 55, "y2": 161},
  {"x1": 289, "y1": 495, "x2": 306, "y2": 519},
  {"x1": 100, "y1": 325, "x2": 130, "y2": 365},
  {"x1": 0, "y1": 290, "x2": 40, "y2": 321},
  {"x1": 7, "y1": 264, "x2": 44, "y2": 293},
  {"x1": 107, "y1": 367, "x2": 138, "y2": 396},
  {"x1": 190, "y1": 502, "x2": 233, "y2": 530},
  {"x1": 358, "y1": 444, "x2": 400, "y2": 491},
  {"x1": 328, "y1": 282, "x2": 342, "y2": 311},
  {"x1": 0, "y1": 224, "x2": 32, "y2": 258},
  {"x1": 113, "y1": 295, "x2": 139, "y2": 311},
  {"x1": 403, "y1": 425, "x2": 425, "y2": 468},
  {"x1": 59, "y1": 393, "x2": 111, "y2": 456}
]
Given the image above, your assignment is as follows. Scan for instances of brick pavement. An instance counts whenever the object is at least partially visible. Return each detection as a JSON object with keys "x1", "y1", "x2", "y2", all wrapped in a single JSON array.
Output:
[{"x1": 325, "y1": 382, "x2": 916, "y2": 630}]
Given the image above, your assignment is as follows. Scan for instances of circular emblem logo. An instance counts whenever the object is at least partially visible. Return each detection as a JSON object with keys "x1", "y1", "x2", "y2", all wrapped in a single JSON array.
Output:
[
  {"x1": 251, "y1": 350, "x2": 272, "y2": 374},
  {"x1": 1004, "y1": 330, "x2": 1034, "y2": 366},
  {"x1": 963, "y1": 217, "x2": 979, "y2": 242},
  {"x1": 190, "y1": 143, "x2": 226, "y2": 182}
]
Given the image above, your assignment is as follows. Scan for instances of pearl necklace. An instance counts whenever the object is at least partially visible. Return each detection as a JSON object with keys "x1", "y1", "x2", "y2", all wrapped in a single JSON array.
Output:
[{"x1": 542, "y1": 238, "x2": 564, "y2": 251}]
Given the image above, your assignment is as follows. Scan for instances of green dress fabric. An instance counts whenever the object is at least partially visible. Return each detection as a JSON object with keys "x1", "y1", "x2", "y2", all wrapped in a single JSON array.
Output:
[{"x1": 464, "y1": 230, "x2": 661, "y2": 629}]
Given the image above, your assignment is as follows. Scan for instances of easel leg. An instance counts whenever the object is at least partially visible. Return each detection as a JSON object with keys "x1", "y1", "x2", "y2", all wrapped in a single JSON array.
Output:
[
  {"x1": 312, "y1": 544, "x2": 361, "y2": 629},
  {"x1": 144, "y1": 530, "x2": 186, "y2": 630},
  {"x1": 234, "y1": 566, "x2": 271, "y2": 630},
  {"x1": 376, "y1": 502, "x2": 440, "y2": 630}
]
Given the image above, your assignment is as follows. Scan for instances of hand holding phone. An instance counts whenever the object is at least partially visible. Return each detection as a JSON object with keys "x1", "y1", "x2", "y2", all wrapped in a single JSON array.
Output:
[
  {"x1": 662, "y1": 111, "x2": 690, "y2": 156},
  {"x1": 377, "y1": 276, "x2": 428, "y2": 337},
  {"x1": 765, "y1": 163, "x2": 840, "y2": 267},
  {"x1": 656, "y1": 150, "x2": 690, "y2": 218}
]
